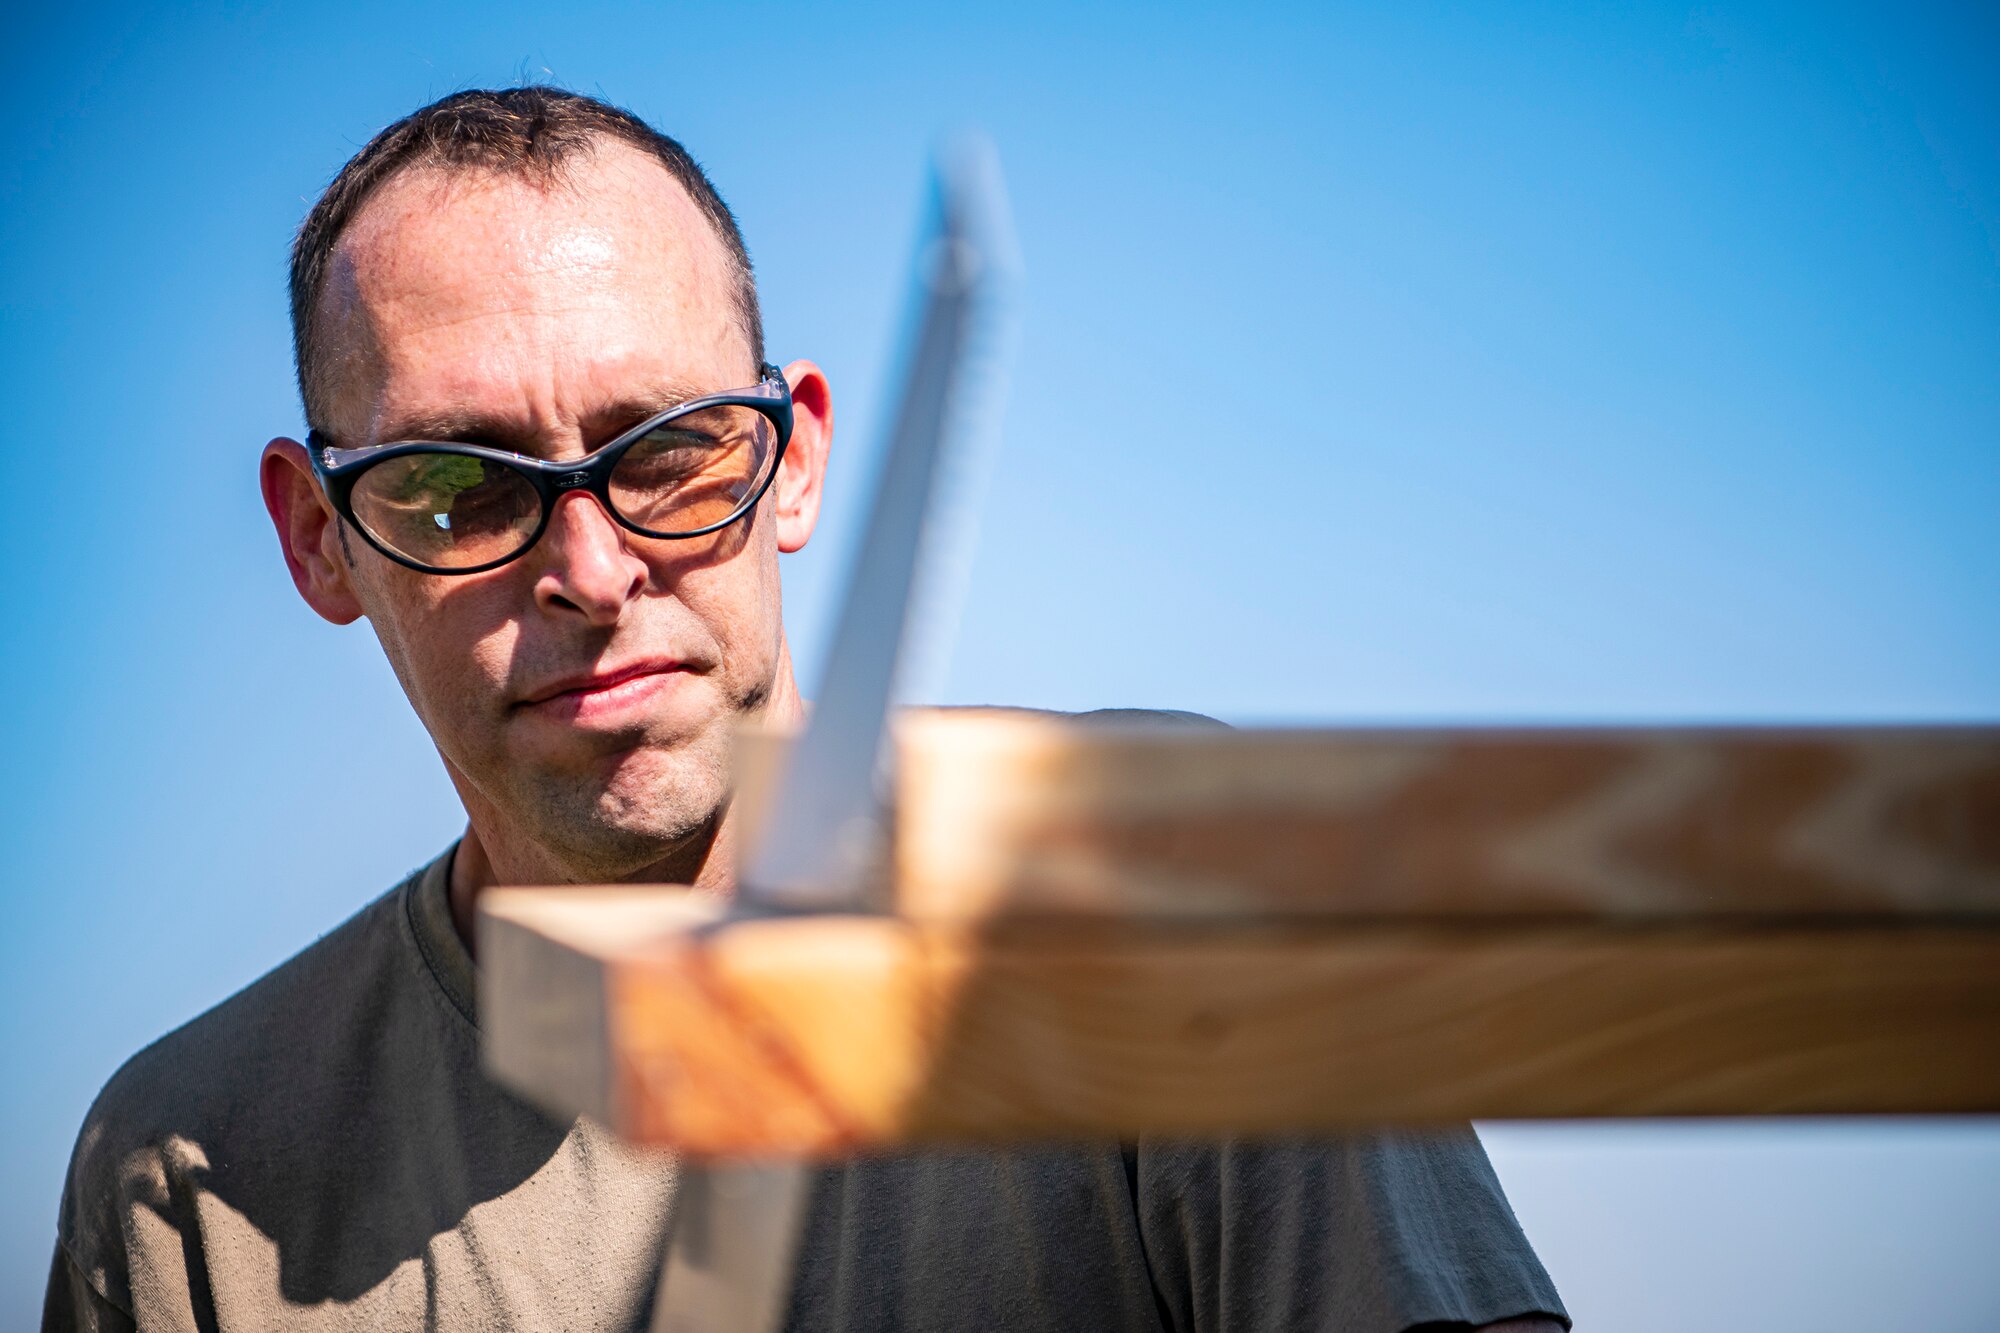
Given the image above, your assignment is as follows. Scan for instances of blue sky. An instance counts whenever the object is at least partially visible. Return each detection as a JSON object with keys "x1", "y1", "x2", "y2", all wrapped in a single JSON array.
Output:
[{"x1": 4, "y1": 2, "x2": 1997, "y2": 1327}]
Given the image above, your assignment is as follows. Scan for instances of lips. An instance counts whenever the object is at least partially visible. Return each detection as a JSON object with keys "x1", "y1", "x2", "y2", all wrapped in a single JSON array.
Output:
[{"x1": 517, "y1": 658, "x2": 689, "y2": 710}]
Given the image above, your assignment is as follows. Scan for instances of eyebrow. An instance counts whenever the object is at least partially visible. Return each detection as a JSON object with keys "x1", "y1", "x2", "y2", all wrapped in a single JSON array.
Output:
[{"x1": 371, "y1": 378, "x2": 716, "y2": 452}]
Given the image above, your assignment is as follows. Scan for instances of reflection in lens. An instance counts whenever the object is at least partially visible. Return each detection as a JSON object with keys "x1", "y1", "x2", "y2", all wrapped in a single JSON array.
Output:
[
  {"x1": 610, "y1": 406, "x2": 776, "y2": 536},
  {"x1": 349, "y1": 452, "x2": 541, "y2": 568}
]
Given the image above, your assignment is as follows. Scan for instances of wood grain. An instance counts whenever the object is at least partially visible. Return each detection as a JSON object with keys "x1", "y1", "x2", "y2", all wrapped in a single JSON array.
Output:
[
  {"x1": 478, "y1": 718, "x2": 2000, "y2": 1156},
  {"x1": 481, "y1": 894, "x2": 2000, "y2": 1155},
  {"x1": 893, "y1": 713, "x2": 2000, "y2": 921}
]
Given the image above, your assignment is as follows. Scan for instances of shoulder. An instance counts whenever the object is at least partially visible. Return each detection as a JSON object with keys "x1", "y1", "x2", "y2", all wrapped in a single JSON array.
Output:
[
  {"x1": 1135, "y1": 1132, "x2": 1567, "y2": 1331},
  {"x1": 1071, "y1": 707, "x2": 1229, "y2": 729},
  {"x1": 77, "y1": 863, "x2": 426, "y2": 1142},
  {"x1": 927, "y1": 704, "x2": 1229, "y2": 729},
  {"x1": 55, "y1": 857, "x2": 442, "y2": 1308}
]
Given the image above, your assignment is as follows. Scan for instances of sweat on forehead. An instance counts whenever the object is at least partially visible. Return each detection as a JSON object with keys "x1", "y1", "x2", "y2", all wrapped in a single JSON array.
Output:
[{"x1": 310, "y1": 149, "x2": 754, "y2": 439}]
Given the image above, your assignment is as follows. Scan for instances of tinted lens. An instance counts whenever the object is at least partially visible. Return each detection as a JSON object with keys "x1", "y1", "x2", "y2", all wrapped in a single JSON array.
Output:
[
  {"x1": 348, "y1": 452, "x2": 542, "y2": 569},
  {"x1": 608, "y1": 406, "x2": 778, "y2": 536}
]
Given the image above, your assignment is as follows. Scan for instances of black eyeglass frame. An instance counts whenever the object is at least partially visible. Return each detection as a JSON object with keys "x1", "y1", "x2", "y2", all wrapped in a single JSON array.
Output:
[{"x1": 306, "y1": 363, "x2": 794, "y2": 576}]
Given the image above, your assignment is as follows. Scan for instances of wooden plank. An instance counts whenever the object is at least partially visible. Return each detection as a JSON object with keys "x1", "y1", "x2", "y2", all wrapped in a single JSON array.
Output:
[
  {"x1": 480, "y1": 719, "x2": 2000, "y2": 1155},
  {"x1": 480, "y1": 891, "x2": 2000, "y2": 1155},
  {"x1": 891, "y1": 713, "x2": 2000, "y2": 921}
]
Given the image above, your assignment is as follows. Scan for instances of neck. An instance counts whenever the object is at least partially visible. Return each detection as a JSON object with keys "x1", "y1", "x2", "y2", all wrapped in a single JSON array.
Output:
[{"x1": 446, "y1": 647, "x2": 807, "y2": 954}]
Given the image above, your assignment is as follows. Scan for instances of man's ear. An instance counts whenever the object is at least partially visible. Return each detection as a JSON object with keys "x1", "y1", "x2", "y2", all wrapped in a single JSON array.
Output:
[
  {"x1": 772, "y1": 360, "x2": 831, "y2": 555},
  {"x1": 261, "y1": 438, "x2": 366, "y2": 625}
]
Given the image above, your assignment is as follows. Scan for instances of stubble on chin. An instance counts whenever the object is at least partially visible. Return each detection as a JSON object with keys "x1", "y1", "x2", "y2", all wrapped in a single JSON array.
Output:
[{"x1": 511, "y1": 670, "x2": 773, "y2": 883}]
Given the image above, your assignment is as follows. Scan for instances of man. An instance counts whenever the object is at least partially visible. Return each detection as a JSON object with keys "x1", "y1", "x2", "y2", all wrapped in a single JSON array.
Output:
[{"x1": 47, "y1": 88, "x2": 1567, "y2": 1332}]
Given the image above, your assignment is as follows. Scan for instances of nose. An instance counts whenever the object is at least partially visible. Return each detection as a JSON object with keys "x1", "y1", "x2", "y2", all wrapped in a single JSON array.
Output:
[{"x1": 531, "y1": 491, "x2": 647, "y2": 625}]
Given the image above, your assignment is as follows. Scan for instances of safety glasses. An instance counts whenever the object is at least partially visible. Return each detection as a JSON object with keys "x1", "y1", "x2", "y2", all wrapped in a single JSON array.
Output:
[{"x1": 307, "y1": 364, "x2": 793, "y2": 575}]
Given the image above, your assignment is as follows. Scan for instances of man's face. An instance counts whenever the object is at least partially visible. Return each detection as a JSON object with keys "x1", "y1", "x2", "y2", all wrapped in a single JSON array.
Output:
[{"x1": 276, "y1": 144, "x2": 827, "y2": 880}]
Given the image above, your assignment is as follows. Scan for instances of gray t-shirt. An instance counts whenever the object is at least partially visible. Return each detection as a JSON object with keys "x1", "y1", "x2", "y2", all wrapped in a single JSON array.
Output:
[{"x1": 46, "y1": 849, "x2": 1566, "y2": 1332}]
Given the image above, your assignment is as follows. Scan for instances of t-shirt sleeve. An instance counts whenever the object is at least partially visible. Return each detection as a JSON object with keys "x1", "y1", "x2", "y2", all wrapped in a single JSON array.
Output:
[
  {"x1": 42, "y1": 1243, "x2": 136, "y2": 1333},
  {"x1": 1131, "y1": 1131, "x2": 1568, "y2": 1333}
]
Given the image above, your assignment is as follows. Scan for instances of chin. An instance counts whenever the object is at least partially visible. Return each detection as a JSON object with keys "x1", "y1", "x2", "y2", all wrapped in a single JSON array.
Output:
[
  {"x1": 527, "y1": 728, "x2": 734, "y2": 881},
  {"x1": 605, "y1": 737, "x2": 730, "y2": 831}
]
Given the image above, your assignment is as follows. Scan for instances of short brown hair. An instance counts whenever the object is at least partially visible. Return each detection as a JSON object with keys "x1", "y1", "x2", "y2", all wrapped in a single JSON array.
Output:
[{"x1": 289, "y1": 87, "x2": 763, "y2": 432}]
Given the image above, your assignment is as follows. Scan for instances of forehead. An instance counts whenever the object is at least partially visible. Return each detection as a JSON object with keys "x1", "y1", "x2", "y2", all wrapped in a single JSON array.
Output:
[{"x1": 316, "y1": 141, "x2": 748, "y2": 431}]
